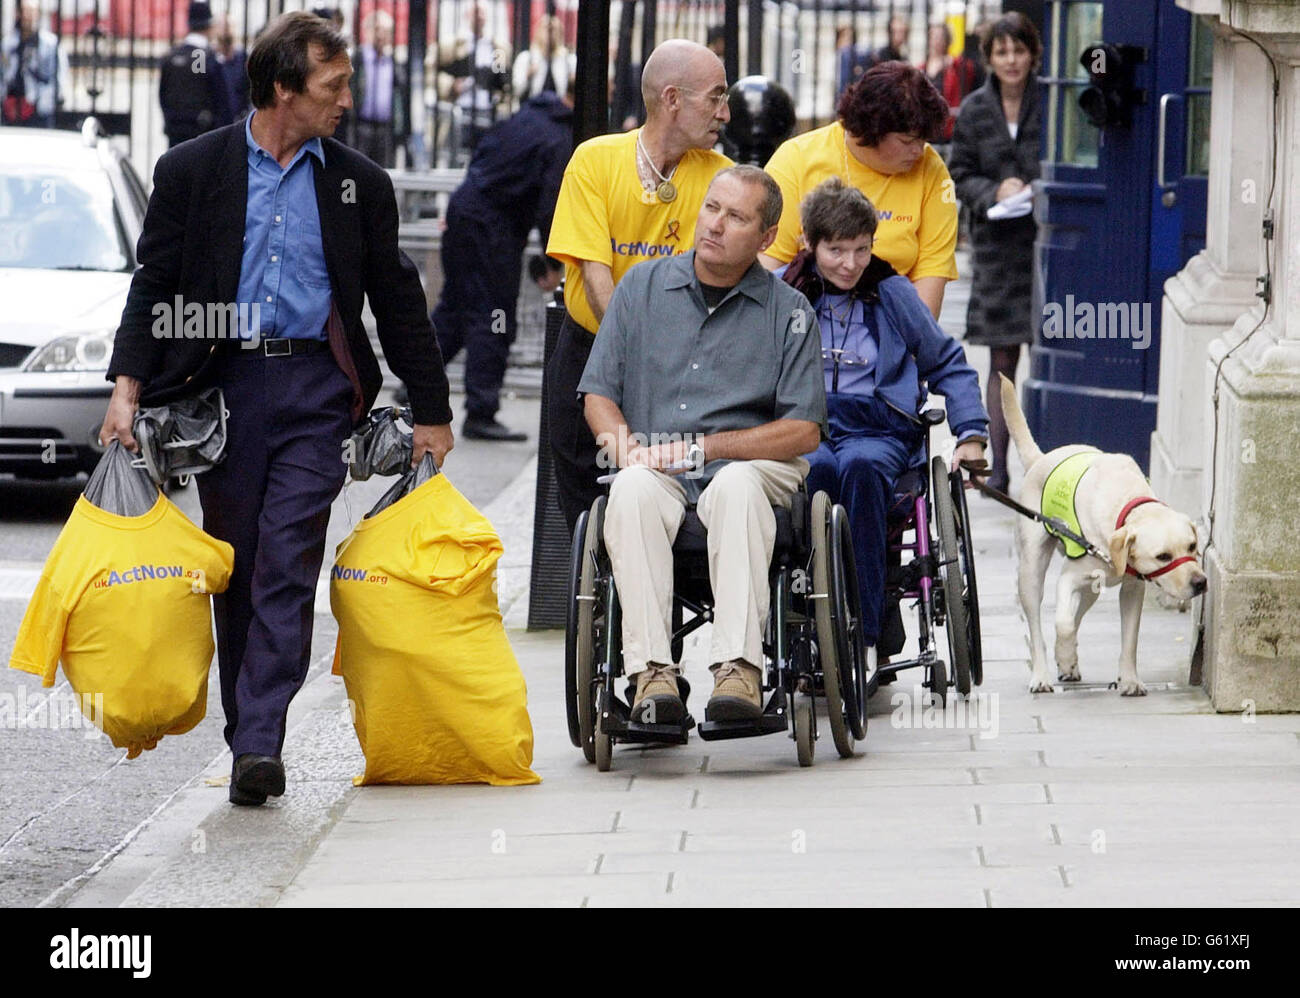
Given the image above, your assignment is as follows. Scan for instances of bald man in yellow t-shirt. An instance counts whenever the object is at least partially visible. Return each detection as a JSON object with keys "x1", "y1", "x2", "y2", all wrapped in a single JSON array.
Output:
[{"x1": 546, "y1": 39, "x2": 732, "y2": 530}]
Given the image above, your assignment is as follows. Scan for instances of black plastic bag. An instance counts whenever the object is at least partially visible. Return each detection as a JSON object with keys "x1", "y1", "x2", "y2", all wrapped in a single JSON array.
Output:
[
  {"x1": 348, "y1": 406, "x2": 415, "y2": 482},
  {"x1": 83, "y1": 441, "x2": 160, "y2": 517},
  {"x1": 366, "y1": 452, "x2": 440, "y2": 518},
  {"x1": 132, "y1": 387, "x2": 228, "y2": 486}
]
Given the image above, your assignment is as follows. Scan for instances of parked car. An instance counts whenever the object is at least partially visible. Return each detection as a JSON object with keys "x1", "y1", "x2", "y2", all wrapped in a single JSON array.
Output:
[{"x1": 0, "y1": 118, "x2": 147, "y2": 478}]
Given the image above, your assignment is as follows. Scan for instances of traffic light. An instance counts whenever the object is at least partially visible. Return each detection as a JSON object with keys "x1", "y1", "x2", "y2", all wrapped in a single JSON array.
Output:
[{"x1": 1078, "y1": 43, "x2": 1146, "y2": 128}]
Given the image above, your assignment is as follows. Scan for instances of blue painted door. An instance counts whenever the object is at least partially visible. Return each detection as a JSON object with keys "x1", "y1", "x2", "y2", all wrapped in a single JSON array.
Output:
[{"x1": 1026, "y1": 0, "x2": 1209, "y2": 471}]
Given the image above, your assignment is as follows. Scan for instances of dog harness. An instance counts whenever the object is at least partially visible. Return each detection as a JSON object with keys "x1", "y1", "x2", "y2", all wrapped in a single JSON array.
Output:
[{"x1": 1040, "y1": 451, "x2": 1101, "y2": 558}]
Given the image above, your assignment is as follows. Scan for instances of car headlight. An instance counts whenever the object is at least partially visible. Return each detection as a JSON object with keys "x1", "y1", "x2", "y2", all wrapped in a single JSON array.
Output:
[{"x1": 21, "y1": 330, "x2": 116, "y2": 372}]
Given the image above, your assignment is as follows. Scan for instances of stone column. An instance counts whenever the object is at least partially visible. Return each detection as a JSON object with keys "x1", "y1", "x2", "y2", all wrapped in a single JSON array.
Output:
[
  {"x1": 1151, "y1": 7, "x2": 1265, "y2": 515},
  {"x1": 1185, "y1": 0, "x2": 1300, "y2": 711}
]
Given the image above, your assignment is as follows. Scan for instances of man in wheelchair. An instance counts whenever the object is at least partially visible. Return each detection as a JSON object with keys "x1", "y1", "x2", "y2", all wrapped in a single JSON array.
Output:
[
  {"x1": 578, "y1": 165, "x2": 826, "y2": 726},
  {"x1": 779, "y1": 177, "x2": 989, "y2": 675}
]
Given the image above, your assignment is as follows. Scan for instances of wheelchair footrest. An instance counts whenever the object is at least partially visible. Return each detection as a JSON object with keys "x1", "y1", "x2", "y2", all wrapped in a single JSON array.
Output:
[
  {"x1": 598, "y1": 690, "x2": 695, "y2": 745},
  {"x1": 697, "y1": 688, "x2": 789, "y2": 741}
]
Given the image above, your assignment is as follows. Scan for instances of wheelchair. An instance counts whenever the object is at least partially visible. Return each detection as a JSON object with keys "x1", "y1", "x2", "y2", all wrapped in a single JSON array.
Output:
[
  {"x1": 876, "y1": 409, "x2": 983, "y2": 706},
  {"x1": 564, "y1": 482, "x2": 867, "y2": 770}
]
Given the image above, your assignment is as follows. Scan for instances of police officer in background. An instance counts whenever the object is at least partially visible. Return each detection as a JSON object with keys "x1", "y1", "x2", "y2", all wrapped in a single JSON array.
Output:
[
  {"x1": 159, "y1": 1, "x2": 232, "y2": 147},
  {"x1": 426, "y1": 86, "x2": 573, "y2": 441}
]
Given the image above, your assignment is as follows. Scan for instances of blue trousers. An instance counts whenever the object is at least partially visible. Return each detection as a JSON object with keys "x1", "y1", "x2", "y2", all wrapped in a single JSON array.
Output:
[
  {"x1": 804, "y1": 394, "x2": 922, "y2": 646},
  {"x1": 197, "y1": 350, "x2": 353, "y2": 758}
]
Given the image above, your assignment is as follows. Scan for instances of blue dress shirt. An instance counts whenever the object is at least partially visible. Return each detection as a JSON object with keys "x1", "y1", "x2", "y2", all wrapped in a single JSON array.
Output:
[{"x1": 236, "y1": 112, "x2": 332, "y2": 341}]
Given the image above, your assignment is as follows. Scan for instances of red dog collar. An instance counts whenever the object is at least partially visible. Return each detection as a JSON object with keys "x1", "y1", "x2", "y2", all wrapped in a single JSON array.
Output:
[{"x1": 1115, "y1": 497, "x2": 1196, "y2": 580}]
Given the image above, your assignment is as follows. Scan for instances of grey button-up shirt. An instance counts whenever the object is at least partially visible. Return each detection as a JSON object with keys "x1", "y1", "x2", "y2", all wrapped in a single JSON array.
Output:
[{"x1": 579, "y1": 251, "x2": 827, "y2": 481}]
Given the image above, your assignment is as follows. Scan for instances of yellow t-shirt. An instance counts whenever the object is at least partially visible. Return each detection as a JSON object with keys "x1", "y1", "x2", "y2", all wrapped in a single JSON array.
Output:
[
  {"x1": 764, "y1": 120, "x2": 959, "y2": 281},
  {"x1": 8, "y1": 493, "x2": 233, "y2": 758},
  {"x1": 330, "y1": 473, "x2": 540, "y2": 787},
  {"x1": 546, "y1": 128, "x2": 732, "y2": 334}
]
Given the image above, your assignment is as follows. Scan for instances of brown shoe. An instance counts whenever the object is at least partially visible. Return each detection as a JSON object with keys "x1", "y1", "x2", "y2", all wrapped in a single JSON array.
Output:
[
  {"x1": 631, "y1": 664, "x2": 684, "y2": 724},
  {"x1": 706, "y1": 659, "x2": 763, "y2": 721}
]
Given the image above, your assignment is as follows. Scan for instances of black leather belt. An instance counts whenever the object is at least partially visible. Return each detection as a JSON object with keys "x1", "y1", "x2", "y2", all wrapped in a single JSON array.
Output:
[{"x1": 229, "y1": 337, "x2": 331, "y2": 358}]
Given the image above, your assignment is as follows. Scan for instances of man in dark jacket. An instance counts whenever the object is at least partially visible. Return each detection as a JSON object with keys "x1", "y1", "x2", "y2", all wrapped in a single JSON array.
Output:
[
  {"x1": 101, "y1": 12, "x2": 454, "y2": 806},
  {"x1": 429, "y1": 88, "x2": 572, "y2": 440},
  {"x1": 158, "y1": 2, "x2": 232, "y2": 146}
]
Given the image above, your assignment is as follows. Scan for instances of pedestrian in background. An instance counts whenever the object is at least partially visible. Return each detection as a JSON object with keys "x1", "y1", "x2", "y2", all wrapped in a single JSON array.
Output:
[
  {"x1": 438, "y1": 2, "x2": 510, "y2": 156},
  {"x1": 835, "y1": 25, "x2": 870, "y2": 100},
  {"x1": 922, "y1": 22, "x2": 982, "y2": 151},
  {"x1": 349, "y1": 9, "x2": 406, "y2": 168},
  {"x1": 430, "y1": 88, "x2": 573, "y2": 441},
  {"x1": 868, "y1": 15, "x2": 911, "y2": 67},
  {"x1": 158, "y1": 1, "x2": 232, "y2": 147},
  {"x1": 213, "y1": 13, "x2": 250, "y2": 122},
  {"x1": 761, "y1": 61, "x2": 957, "y2": 318},
  {"x1": 102, "y1": 11, "x2": 454, "y2": 807},
  {"x1": 947, "y1": 12, "x2": 1043, "y2": 493},
  {"x1": 1, "y1": 0, "x2": 70, "y2": 128},
  {"x1": 512, "y1": 14, "x2": 571, "y2": 105}
]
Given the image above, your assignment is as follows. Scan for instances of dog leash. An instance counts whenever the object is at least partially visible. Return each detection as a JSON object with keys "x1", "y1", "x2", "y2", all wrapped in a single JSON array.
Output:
[
  {"x1": 958, "y1": 461, "x2": 1201, "y2": 584},
  {"x1": 957, "y1": 460, "x2": 1116, "y2": 568}
]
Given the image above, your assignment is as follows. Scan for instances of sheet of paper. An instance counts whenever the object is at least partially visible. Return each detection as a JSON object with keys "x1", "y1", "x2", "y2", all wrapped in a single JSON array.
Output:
[{"x1": 987, "y1": 184, "x2": 1034, "y2": 220}]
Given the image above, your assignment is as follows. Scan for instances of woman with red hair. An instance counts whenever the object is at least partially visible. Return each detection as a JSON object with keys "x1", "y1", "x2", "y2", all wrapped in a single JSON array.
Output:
[{"x1": 761, "y1": 61, "x2": 957, "y2": 318}]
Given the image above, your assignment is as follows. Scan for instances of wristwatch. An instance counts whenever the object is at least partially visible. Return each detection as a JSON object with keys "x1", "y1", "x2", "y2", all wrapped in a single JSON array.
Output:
[{"x1": 686, "y1": 442, "x2": 706, "y2": 472}]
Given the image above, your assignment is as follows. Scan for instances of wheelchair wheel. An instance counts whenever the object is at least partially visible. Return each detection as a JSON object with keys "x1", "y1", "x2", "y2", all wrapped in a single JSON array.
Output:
[
  {"x1": 574, "y1": 497, "x2": 606, "y2": 764},
  {"x1": 951, "y1": 470, "x2": 984, "y2": 686},
  {"x1": 830, "y1": 504, "x2": 868, "y2": 740},
  {"x1": 793, "y1": 693, "x2": 815, "y2": 767},
  {"x1": 810, "y1": 492, "x2": 857, "y2": 758},
  {"x1": 932, "y1": 457, "x2": 972, "y2": 697},
  {"x1": 929, "y1": 654, "x2": 948, "y2": 708},
  {"x1": 594, "y1": 724, "x2": 613, "y2": 772},
  {"x1": 564, "y1": 511, "x2": 588, "y2": 748}
]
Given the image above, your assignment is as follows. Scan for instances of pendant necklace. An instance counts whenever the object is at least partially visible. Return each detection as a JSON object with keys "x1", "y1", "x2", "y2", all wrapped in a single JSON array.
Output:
[{"x1": 637, "y1": 132, "x2": 678, "y2": 203}]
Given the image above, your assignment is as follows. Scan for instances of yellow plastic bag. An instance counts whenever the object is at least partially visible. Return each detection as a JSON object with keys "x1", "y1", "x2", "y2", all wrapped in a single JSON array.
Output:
[
  {"x1": 330, "y1": 473, "x2": 539, "y2": 786},
  {"x1": 8, "y1": 493, "x2": 233, "y2": 758}
]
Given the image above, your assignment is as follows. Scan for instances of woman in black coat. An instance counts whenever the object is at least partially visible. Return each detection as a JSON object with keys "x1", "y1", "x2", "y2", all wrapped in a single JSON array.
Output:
[{"x1": 948, "y1": 12, "x2": 1043, "y2": 492}]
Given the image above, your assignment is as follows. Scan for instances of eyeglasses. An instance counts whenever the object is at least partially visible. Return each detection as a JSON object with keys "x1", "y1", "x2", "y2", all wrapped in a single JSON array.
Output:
[
  {"x1": 821, "y1": 348, "x2": 871, "y2": 393},
  {"x1": 674, "y1": 86, "x2": 730, "y2": 111}
]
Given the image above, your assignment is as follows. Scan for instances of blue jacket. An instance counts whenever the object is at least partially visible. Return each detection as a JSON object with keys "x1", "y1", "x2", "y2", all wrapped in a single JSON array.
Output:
[{"x1": 779, "y1": 251, "x2": 988, "y2": 440}]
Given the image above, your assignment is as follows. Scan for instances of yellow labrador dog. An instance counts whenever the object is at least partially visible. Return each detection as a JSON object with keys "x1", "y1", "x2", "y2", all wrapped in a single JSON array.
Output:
[{"x1": 999, "y1": 375, "x2": 1207, "y2": 695}]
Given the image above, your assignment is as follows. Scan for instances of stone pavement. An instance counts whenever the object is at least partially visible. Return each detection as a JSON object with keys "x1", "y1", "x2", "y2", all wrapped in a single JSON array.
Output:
[{"x1": 267, "y1": 475, "x2": 1300, "y2": 908}]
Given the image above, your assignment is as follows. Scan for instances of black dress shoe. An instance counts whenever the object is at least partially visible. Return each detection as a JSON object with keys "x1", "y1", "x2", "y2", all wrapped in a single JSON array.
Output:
[
  {"x1": 463, "y1": 416, "x2": 527, "y2": 442},
  {"x1": 230, "y1": 754, "x2": 285, "y2": 807}
]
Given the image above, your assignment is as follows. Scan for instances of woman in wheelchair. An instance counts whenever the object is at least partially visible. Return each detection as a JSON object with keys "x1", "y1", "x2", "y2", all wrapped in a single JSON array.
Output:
[{"x1": 779, "y1": 177, "x2": 989, "y2": 676}]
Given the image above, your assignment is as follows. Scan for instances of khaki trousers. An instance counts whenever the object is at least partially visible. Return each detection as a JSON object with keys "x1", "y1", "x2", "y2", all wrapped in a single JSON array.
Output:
[{"x1": 603, "y1": 458, "x2": 808, "y2": 679}]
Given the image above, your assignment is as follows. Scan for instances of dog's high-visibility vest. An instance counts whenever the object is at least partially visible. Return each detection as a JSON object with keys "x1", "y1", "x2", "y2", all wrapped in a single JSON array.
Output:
[{"x1": 1041, "y1": 450, "x2": 1101, "y2": 558}]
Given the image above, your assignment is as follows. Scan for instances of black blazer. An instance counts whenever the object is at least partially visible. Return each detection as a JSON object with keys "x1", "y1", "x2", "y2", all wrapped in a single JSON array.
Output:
[{"x1": 107, "y1": 121, "x2": 453, "y2": 427}]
